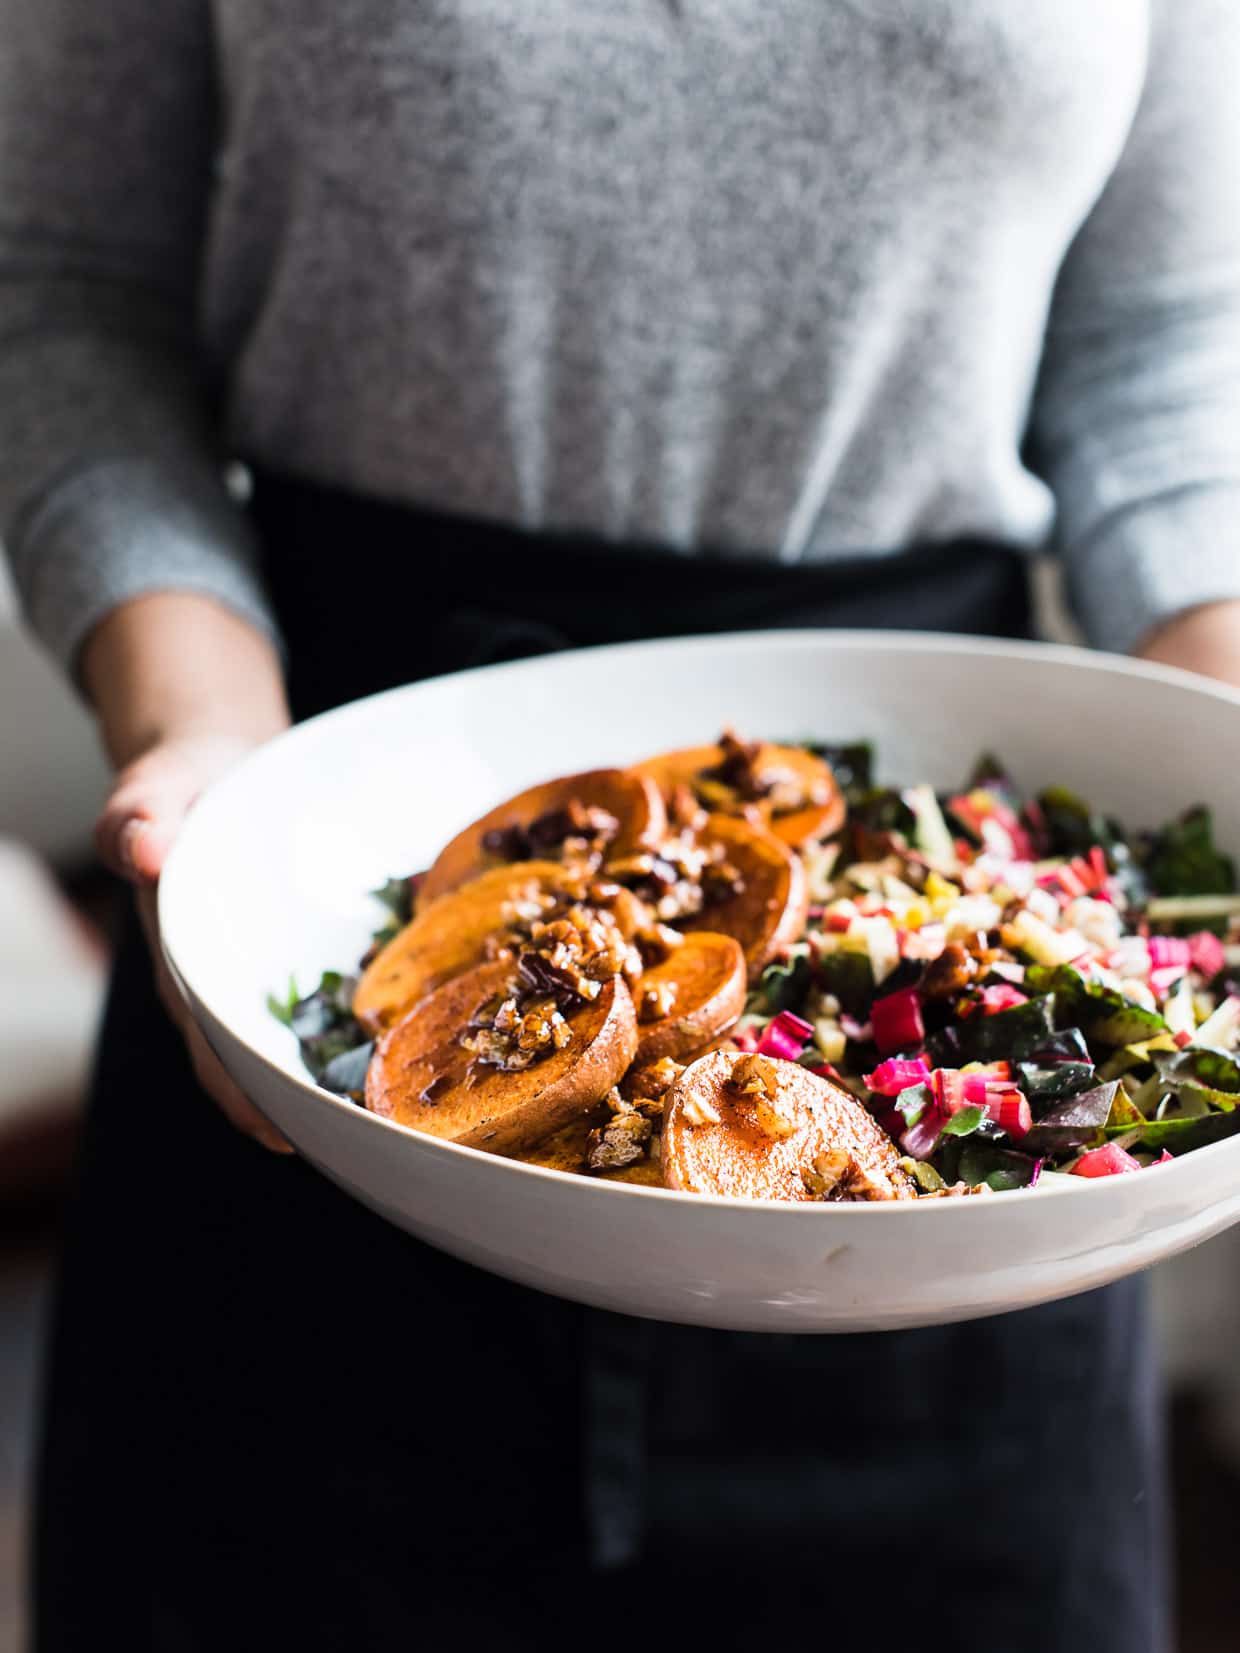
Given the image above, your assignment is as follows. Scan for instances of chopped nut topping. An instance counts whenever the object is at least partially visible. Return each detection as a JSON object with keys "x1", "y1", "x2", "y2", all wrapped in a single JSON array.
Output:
[
  {"x1": 729, "y1": 1053, "x2": 780, "y2": 1103},
  {"x1": 621, "y1": 1058, "x2": 685, "y2": 1112},
  {"x1": 802, "y1": 1148, "x2": 905, "y2": 1202},
  {"x1": 681, "y1": 1091, "x2": 723, "y2": 1127},
  {"x1": 701, "y1": 729, "x2": 770, "y2": 802},
  {"x1": 639, "y1": 981, "x2": 677, "y2": 1023},
  {"x1": 605, "y1": 852, "x2": 658, "y2": 882},
  {"x1": 497, "y1": 902, "x2": 640, "y2": 1002},
  {"x1": 634, "y1": 922, "x2": 684, "y2": 968},
  {"x1": 586, "y1": 878, "x2": 623, "y2": 906},
  {"x1": 482, "y1": 798, "x2": 620, "y2": 864},
  {"x1": 754, "y1": 1095, "x2": 797, "y2": 1140},
  {"x1": 700, "y1": 852, "x2": 745, "y2": 907},
  {"x1": 801, "y1": 1146, "x2": 854, "y2": 1197},
  {"x1": 460, "y1": 890, "x2": 644, "y2": 1075},
  {"x1": 605, "y1": 832, "x2": 717, "y2": 923},
  {"x1": 728, "y1": 1054, "x2": 795, "y2": 1138},
  {"x1": 460, "y1": 993, "x2": 572, "y2": 1072},
  {"x1": 586, "y1": 1112, "x2": 652, "y2": 1170},
  {"x1": 919, "y1": 941, "x2": 979, "y2": 1000}
]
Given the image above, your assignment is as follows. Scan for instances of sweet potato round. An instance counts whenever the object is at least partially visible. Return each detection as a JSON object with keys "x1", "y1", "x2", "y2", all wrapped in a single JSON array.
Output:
[
  {"x1": 365, "y1": 962, "x2": 638, "y2": 1155},
  {"x1": 352, "y1": 859, "x2": 569, "y2": 1033},
  {"x1": 419, "y1": 768, "x2": 665, "y2": 907},
  {"x1": 633, "y1": 931, "x2": 746, "y2": 1066},
  {"x1": 662, "y1": 1051, "x2": 914, "y2": 1202},
  {"x1": 630, "y1": 742, "x2": 843, "y2": 848},
  {"x1": 693, "y1": 813, "x2": 809, "y2": 980}
]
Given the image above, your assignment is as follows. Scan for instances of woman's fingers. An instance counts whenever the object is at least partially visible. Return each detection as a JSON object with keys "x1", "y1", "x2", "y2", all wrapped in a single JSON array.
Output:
[
  {"x1": 135, "y1": 885, "x2": 294, "y2": 1154},
  {"x1": 95, "y1": 733, "x2": 258, "y2": 884}
]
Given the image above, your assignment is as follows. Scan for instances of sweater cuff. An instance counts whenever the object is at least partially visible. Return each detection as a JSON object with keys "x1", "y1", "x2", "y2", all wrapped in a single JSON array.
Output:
[
  {"x1": 7, "y1": 457, "x2": 282, "y2": 679},
  {"x1": 1064, "y1": 482, "x2": 1240, "y2": 655}
]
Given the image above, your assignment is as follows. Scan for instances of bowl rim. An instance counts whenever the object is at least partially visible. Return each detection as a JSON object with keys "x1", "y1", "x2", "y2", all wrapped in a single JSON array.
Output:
[{"x1": 160, "y1": 627, "x2": 1240, "y2": 1216}]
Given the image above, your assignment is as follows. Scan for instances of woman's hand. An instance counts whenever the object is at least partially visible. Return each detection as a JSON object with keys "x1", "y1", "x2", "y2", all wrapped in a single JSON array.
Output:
[
  {"x1": 1137, "y1": 598, "x2": 1240, "y2": 692},
  {"x1": 83, "y1": 593, "x2": 294, "y2": 1153}
]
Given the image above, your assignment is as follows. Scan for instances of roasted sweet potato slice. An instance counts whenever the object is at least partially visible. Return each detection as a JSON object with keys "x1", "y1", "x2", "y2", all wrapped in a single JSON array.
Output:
[
  {"x1": 419, "y1": 768, "x2": 665, "y2": 907},
  {"x1": 365, "y1": 962, "x2": 637, "y2": 1154},
  {"x1": 630, "y1": 741, "x2": 843, "y2": 848},
  {"x1": 352, "y1": 859, "x2": 567, "y2": 1033},
  {"x1": 693, "y1": 813, "x2": 809, "y2": 980},
  {"x1": 519, "y1": 1113, "x2": 598, "y2": 1174},
  {"x1": 633, "y1": 931, "x2": 746, "y2": 1066},
  {"x1": 662, "y1": 1051, "x2": 915, "y2": 1202},
  {"x1": 517, "y1": 1114, "x2": 663, "y2": 1185}
]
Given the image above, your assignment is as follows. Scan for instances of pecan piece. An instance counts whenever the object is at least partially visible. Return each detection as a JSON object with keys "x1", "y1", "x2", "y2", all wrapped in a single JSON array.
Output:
[
  {"x1": 919, "y1": 942, "x2": 979, "y2": 1000},
  {"x1": 586, "y1": 1112, "x2": 652, "y2": 1171}
]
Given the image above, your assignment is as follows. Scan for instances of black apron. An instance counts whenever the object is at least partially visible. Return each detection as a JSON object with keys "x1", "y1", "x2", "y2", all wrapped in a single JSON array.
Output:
[{"x1": 33, "y1": 474, "x2": 1169, "y2": 1653}]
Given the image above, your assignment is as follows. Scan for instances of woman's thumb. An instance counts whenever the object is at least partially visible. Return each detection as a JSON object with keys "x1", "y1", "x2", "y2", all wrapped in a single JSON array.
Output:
[{"x1": 95, "y1": 754, "x2": 203, "y2": 885}]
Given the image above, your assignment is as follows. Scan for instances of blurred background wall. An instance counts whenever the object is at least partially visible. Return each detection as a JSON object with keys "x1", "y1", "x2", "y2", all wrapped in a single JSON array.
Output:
[{"x1": 0, "y1": 567, "x2": 1237, "y2": 1649}]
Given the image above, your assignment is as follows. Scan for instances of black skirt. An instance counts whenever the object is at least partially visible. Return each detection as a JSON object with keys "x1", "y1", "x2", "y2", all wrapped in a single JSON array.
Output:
[{"x1": 33, "y1": 475, "x2": 1169, "y2": 1653}]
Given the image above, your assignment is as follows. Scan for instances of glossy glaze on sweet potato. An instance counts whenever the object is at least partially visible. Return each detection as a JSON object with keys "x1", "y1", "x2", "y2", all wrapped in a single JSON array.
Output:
[
  {"x1": 629, "y1": 742, "x2": 843, "y2": 848},
  {"x1": 365, "y1": 962, "x2": 637, "y2": 1155},
  {"x1": 633, "y1": 930, "x2": 746, "y2": 1065},
  {"x1": 662, "y1": 1051, "x2": 914, "y2": 1201},
  {"x1": 418, "y1": 768, "x2": 665, "y2": 906},
  {"x1": 693, "y1": 813, "x2": 809, "y2": 980},
  {"x1": 352, "y1": 859, "x2": 567, "y2": 1033}
]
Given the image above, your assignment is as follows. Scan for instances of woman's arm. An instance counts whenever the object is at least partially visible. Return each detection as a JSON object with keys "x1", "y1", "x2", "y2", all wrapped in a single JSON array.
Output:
[
  {"x1": 1138, "y1": 600, "x2": 1240, "y2": 690},
  {"x1": 0, "y1": 0, "x2": 279, "y2": 672},
  {"x1": 1031, "y1": 0, "x2": 1240, "y2": 660},
  {"x1": 84, "y1": 593, "x2": 293, "y2": 1152},
  {"x1": 0, "y1": 4, "x2": 290, "y2": 1145}
]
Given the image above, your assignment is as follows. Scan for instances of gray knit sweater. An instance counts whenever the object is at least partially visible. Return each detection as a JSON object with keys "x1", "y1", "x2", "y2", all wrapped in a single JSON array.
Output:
[{"x1": 2, "y1": 1, "x2": 1239, "y2": 668}]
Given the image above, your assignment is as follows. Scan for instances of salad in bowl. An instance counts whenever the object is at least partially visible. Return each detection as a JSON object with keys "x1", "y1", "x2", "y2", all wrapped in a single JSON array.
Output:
[{"x1": 271, "y1": 732, "x2": 1240, "y2": 1203}]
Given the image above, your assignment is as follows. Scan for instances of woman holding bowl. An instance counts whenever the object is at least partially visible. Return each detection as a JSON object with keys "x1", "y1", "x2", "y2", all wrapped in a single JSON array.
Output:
[{"x1": 2, "y1": 4, "x2": 1238, "y2": 1649}]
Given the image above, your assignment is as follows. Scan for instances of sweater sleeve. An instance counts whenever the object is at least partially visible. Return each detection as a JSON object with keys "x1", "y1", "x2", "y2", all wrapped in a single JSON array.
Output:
[
  {"x1": 0, "y1": 0, "x2": 279, "y2": 675},
  {"x1": 1030, "y1": 0, "x2": 1240, "y2": 656}
]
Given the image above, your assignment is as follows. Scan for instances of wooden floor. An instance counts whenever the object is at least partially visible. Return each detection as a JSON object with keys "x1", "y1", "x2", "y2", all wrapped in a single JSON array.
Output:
[{"x1": 2, "y1": 1220, "x2": 1238, "y2": 1652}]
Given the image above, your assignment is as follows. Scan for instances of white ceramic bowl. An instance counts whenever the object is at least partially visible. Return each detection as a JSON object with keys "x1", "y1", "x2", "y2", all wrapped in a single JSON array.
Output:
[{"x1": 160, "y1": 632, "x2": 1240, "y2": 1332}]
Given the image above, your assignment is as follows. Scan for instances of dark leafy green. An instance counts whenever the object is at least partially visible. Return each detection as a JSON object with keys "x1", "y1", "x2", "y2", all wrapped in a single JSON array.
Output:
[
  {"x1": 967, "y1": 753, "x2": 1022, "y2": 813},
  {"x1": 266, "y1": 976, "x2": 301, "y2": 1026},
  {"x1": 1142, "y1": 807, "x2": 1235, "y2": 900},
  {"x1": 284, "y1": 971, "x2": 367, "y2": 1084},
  {"x1": 941, "y1": 1104, "x2": 987, "y2": 1138},
  {"x1": 1015, "y1": 1060, "x2": 1096, "y2": 1110},
  {"x1": 369, "y1": 875, "x2": 416, "y2": 947},
  {"x1": 806, "y1": 742, "x2": 874, "y2": 806},
  {"x1": 319, "y1": 1040, "x2": 375, "y2": 1099},
  {"x1": 955, "y1": 1142, "x2": 1041, "y2": 1192},
  {"x1": 894, "y1": 1083, "x2": 934, "y2": 1127},
  {"x1": 951, "y1": 995, "x2": 1058, "y2": 1063},
  {"x1": 849, "y1": 789, "x2": 916, "y2": 844},
  {"x1": 816, "y1": 952, "x2": 876, "y2": 1019},
  {"x1": 1035, "y1": 785, "x2": 1125, "y2": 860},
  {"x1": 1109, "y1": 1112, "x2": 1240, "y2": 1154},
  {"x1": 1026, "y1": 1027, "x2": 1093, "y2": 1066},
  {"x1": 1024, "y1": 965, "x2": 1167, "y2": 1047},
  {"x1": 1153, "y1": 1047, "x2": 1240, "y2": 1097},
  {"x1": 1022, "y1": 1082, "x2": 1119, "y2": 1157},
  {"x1": 748, "y1": 949, "x2": 812, "y2": 1017}
]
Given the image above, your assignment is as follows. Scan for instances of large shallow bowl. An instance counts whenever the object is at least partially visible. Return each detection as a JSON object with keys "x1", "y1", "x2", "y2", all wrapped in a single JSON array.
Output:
[{"x1": 160, "y1": 632, "x2": 1240, "y2": 1332}]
